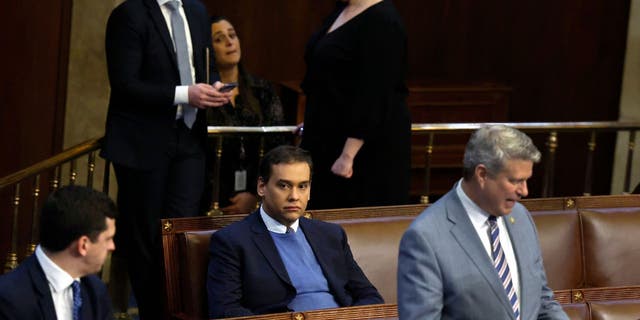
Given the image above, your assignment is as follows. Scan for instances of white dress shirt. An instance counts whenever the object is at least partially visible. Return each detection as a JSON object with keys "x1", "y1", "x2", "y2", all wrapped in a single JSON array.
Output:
[
  {"x1": 35, "y1": 245, "x2": 80, "y2": 320},
  {"x1": 157, "y1": 0, "x2": 196, "y2": 110},
  {"x1": 260, "y1": 205, "x2": 300, "y2": 234},
  {"x1": 456, "y1": 180, "x2": 521, "y2": 308}
]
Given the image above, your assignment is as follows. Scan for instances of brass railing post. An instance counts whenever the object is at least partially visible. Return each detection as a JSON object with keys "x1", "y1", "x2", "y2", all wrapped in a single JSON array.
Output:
[
  {"x1": 421, "y1": 133, "x2": 434, "y2": 204},
  {"x1": 4, "y1": 184, "x2": 21, "y2": 273},
  {"x1": 208, "y1": 136, "x2": 224, "y2": 216},
  {"x1": 26, "y1": 175, "x2": 41, "y2": 257},
  {"x1": 50, "y1": 166, "x2": 61, "y2": 191},
  {"x1": 583, "y1": 131, "x2": 596, "y2": 196},
  {"x1": 69, "y1": 159, "x2": 77, "y2": 185},
  {"x1": 542, "y1": 131, "x2": 558, "y2": 197},
  {"x1": 624, "y1": 130, "x2": 636, "y2": 193},
  {"x1": 87, "y1": 151, "x2": 96, "y2": 188}
]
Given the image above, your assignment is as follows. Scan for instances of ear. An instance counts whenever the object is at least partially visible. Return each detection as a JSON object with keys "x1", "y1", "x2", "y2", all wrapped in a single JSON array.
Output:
[
  {"x1": 475, "y1": 164, "x2": 489, "y2": 187},
  {"x1": 75, "y1": 236, "x2": 91, "y2": 257},
  {"x1": 257, "y1": 177, "x2": 266, "y2": 197}
]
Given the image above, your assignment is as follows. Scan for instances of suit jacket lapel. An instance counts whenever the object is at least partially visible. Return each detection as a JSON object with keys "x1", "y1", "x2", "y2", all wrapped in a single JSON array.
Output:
[
  {"x1": 446, "y1": 191, "x2": 515, "y2": 319},
  {"x1": 144, "y1": 0, "x2": 179, "y2": 69},
  {"x1": 27, "y1": 256, "x2": 58, "y2": 320},
  {"x1": 504, "y1": 208, "x2": 535, "y2": 320},
  {"x1": 298, "y1": 219, "x2": 339, "y2": 295},
  {"x1": 250, "y1": 213, "x2": 293, "y2": 286}
]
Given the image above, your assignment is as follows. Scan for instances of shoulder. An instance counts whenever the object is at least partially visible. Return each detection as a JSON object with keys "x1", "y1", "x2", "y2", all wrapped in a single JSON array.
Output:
[
  {"x1": 246, "y1": 73, "x2": 274, "y2": 90},
  {"x1": 82, "y1": 274, "x2": 109, "y2": 294},
  {"x1": 0, "y1": 261, "x2": 37, "y2": 304},
  {"x1": 301, "y1": 218, "x2": 345, "y2": 239},
  {"x1": 366, "y1": 1, "x2": 404, "y2": 26},
  {"x1": 212, "y1": 213, "x2": 259, "y2": 242}
]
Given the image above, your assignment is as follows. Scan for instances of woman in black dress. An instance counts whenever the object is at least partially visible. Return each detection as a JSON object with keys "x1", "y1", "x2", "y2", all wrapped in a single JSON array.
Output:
[
  {"x1": 206, "y1": 17, "x2": 285, "y2": 214},
  {"x1": 301, "y1": 0, "x2": 411, "y2": 209}
]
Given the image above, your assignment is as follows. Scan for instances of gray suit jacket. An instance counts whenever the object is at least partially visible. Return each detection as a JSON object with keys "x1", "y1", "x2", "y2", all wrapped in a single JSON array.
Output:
[{"x1": 398, "y1": 187, "x2": 568, "y2": 320}]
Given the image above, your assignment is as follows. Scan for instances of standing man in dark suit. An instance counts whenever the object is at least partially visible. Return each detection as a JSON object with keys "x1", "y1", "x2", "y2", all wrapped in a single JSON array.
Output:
[
  {"x1": 0, "y1": 186, "x2": 117, "y2": 320},
  {"x1": 398, "y1": 125, "x2": 568, "y2": 320},
  {"x1": 207, "y1": 146, "x2": 383, "y2": 318},
  {"x1": 103, "y1": 0, "x2": 231, "y2": 318}
]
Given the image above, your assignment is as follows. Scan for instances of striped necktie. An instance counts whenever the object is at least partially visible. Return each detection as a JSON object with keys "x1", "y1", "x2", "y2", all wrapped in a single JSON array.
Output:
[
  {"x1": 488, "y1": 216, "x2": 520, "y2": 320},
  {"x1": 71, "y1": 280, "x2": 82, "y2": 320}
]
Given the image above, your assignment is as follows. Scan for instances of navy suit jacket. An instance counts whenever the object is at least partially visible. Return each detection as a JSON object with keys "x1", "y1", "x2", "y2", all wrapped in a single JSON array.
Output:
[
  {"x1": 101, "y1": 0, "x2": 213, "y2": 169},
  {"x1": 207, "y1": 211, "x2": 383, "y2": 318},
  {"x1": 398, "y1": 187, "x2": 568, "y2": 320},
  {"x1": 0, "y1": 255, "x2": 112, "y2": 320}
]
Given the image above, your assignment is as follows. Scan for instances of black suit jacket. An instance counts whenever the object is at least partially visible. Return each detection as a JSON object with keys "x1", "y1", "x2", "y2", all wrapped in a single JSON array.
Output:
[
  {"x1": 101, "y1": 0, "x2": 213, "y2": 169},
  {"x1": 0, "y1": 255, "x2": 112, "y2": 320},
  {"x1": 207, "y1": 211, "x2": 384, "y2": 318}
]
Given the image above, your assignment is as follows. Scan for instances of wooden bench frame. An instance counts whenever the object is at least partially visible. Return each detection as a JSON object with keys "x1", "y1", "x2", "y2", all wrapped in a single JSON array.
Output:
[{"x1": 161, "y1": 195, "x2": 640, "y2": 320}]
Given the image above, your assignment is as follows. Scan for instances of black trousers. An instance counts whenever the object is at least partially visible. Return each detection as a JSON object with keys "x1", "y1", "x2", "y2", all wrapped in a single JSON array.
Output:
[{"x1": 113, "y1": 121, "x2": 205, "y2": 320}]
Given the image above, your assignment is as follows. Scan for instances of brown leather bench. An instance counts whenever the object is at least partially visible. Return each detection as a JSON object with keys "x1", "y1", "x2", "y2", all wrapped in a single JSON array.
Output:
[{"x1": 161, "y1": 195, "x2": 640, "y2": 319}]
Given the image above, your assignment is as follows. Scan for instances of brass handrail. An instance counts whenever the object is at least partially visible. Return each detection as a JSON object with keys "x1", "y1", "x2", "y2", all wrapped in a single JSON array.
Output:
[{"x1": 0, "y1": 137, "x2": 103, "y2": 190}]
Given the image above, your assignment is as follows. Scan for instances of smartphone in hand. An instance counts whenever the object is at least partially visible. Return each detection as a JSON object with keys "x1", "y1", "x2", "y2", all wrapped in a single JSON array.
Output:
[{"x1": 219, "y1": 82, "x2": 238, "y2": 93}]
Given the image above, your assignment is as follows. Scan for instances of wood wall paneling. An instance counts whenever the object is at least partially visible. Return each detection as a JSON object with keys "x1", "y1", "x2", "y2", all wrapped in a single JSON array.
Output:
[{"x1": 0, "y1": 0, "x2": 71, "y2": 268}]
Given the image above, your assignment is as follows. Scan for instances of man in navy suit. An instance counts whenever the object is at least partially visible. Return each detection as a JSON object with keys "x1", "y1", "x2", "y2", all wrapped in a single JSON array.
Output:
[
  {"x1": 0, "y1": 186, "x2": 117, "y2": 320},
  {"x1": 398, "y1": 125, "x2": 568, "y2": 319},
  {"x1": 207, "y1": 146, "x2": 383, "y2": 318},
  {"x1": 103, "y1": 0, "x2": 232, "y2": 318}
]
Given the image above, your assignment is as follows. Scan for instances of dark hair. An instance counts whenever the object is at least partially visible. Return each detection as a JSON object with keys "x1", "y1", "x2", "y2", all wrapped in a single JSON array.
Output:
[
  {"x1": 259, "y1": 146, "x2": 313, "y2": 182},
  {"x1": 39, "y1": 186, "x2": 118, "y2": 252}
]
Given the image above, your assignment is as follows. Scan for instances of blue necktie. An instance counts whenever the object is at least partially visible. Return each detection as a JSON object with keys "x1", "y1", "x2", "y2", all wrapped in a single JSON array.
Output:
[
  {"x1": 71, "y1": 280, "x2": 82, "y2": 320},
  {"x1": 166, "y1": 0, "x2": 196, "y2": 128},
  {"x1": 488, "y1": 216, "x2": 520, "y2": 320}
]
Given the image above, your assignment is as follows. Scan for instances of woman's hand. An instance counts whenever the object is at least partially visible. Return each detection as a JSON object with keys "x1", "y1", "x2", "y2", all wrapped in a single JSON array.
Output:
[
  {"x1": 331, "y1": 153, "x2": 354, "y2": 178},
  {"x1": 331, "y1": 137, "x2": 364, "y2": 178},
  {"x1": 221, "y1": 192, "x2": 258, "y2": 215}
]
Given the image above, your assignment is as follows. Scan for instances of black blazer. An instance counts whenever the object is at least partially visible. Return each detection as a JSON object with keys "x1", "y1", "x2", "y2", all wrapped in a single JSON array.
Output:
[
  {"x1": 101, "y1": 0, "x2": 213, "y2": 169},
  {"x1": 0, "y1": 255, "x2": 112, "y2": 320},
  {"x1": 206, "y1": 211, "x2": 384, "y2": 318}
]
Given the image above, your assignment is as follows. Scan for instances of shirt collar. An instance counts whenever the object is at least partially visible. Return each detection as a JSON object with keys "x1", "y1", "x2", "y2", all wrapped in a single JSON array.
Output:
[
  {"x1": 455, "y1": 179, "x2": 498, "y2": 228},
  {"x1": 260, "y1": 205, "x2": 299, "y2": 234},
  {"x1": 35, "y1": 245, "x2": 78, "y2": 293},
  {"x1": 157, "y1": 0, "x2": 180, "y2": 7}
]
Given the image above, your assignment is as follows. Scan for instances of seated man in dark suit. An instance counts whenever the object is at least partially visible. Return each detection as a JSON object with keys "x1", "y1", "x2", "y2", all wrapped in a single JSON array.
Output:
[
  {"x1": 0, "y1": 186, "x2": 117, "y2": 320},
  {"x1": 207, "y1": 145, "x2": 383, "y2": 318}
]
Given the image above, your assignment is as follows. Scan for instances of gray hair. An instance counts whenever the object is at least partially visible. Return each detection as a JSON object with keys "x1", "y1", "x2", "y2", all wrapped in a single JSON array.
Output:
[{"x1": 463, "y1": 125, "x2": 541, "y2": 179}]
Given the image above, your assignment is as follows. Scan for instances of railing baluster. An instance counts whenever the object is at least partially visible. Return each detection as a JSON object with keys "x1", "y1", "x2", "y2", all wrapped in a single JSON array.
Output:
[
  {"x1": 421, "y1": 133, "x2": 434, "y2": 204},
  {"x1": 4, "y1": 183, "x2": 21, "y2": 273},
  {"x1": 50, "y1": 166, "x2": 61, "y2": 191},
  {"x1": 87, "y1": 151, "x2": 96, "y2": 188},
  {"x1": 208, "y1": 137, "x2": 224, "y2": 216},
  {"x1": 27, "y1": 175, "x2": 41, "y2": 257},
  {"x1": 69, "y1": 159, "x2": 77, "y2": 185},
  {"x1": 624, "y1": 130, "x2": 636, "y2": 193},
  {"x1": 542, "y1": 131, "x2": 558, "y2": 197},
  {"x1": 583, "y1": 131, "x2": 596, "y2": 196}
]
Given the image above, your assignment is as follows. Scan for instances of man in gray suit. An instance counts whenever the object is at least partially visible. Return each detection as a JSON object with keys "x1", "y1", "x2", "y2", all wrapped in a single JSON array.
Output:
[{"x1": 398, "y1": 125, "x2": 568, "y2": 320}]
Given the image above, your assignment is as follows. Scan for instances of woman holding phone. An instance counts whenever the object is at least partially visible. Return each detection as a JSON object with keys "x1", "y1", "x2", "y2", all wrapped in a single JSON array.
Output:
[
  {"x1": 205, "y1": 16, "x2": 284, "y2": 214},
  {"x1": 300, "y1": 0, "x2": 411, "y2": 209}
]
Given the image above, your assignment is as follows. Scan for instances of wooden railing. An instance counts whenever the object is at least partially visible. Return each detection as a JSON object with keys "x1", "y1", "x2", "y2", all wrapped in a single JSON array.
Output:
[
  {"x1": 0, "y1": 137, "x2": 110, "y2": 273},
  {"x1": 1, "y1": 121, "x2": 639, "y2": 273}
]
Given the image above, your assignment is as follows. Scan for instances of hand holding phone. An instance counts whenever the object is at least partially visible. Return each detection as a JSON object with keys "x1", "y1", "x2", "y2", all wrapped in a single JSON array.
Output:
[{"x1": 219, "y1": 82, "x2": 238, "y2": 93}]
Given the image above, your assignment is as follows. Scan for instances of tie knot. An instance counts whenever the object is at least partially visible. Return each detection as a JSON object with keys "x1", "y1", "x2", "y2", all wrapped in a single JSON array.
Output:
[
  {"x1": 286, "y1": 227, "x2": 294, "y2": 234},
  {"x1": 71, "y1": 280, "x2": 80, "y2": 292},
  {"x1": 487, "y1": 215, "x2": 497, "y2": 226},
  {"x1": 166, "y1": 0, "x2": 180, "y2": 11}
]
